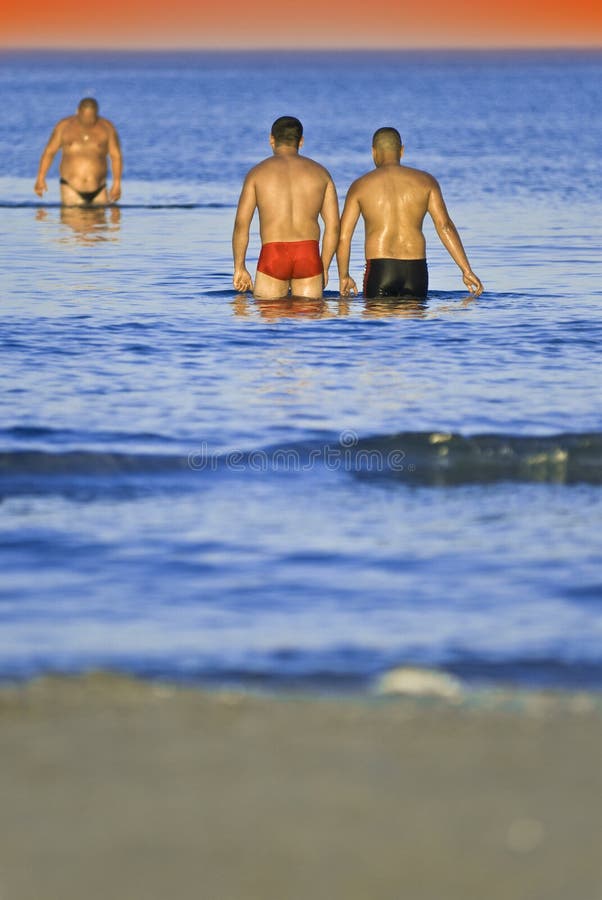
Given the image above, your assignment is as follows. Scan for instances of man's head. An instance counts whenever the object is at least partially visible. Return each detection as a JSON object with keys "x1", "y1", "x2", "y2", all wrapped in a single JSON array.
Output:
[
  {"x1": 372, "y1": 127, "x2": 404, "y2": 165},
  {"x1": 270, "y1": 116, "x2": 304, "y2": 150},
  {"x1": 77, "y1": 97, "x2": 99, "y2": 126}
]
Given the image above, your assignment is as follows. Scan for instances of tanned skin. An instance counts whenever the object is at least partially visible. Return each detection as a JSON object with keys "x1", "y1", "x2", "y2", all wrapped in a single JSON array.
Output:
[
  {"x1": 233, "y1": 134, "x2": 340, "y2": 299},
  {"x1": 337, "y1": 135, "x2": 483, "y2": 297},
  {"x1": 34, "y1": 99, "x2": 122, "y2": 206}
]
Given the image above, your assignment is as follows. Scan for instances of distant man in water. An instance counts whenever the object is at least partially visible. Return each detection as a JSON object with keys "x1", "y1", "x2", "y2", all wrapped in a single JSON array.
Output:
[
  {"x1": 233, "y1": 116, "x2": 340, "y2": 299},
  {"x1": 34, "y1": 97, "x2": 122, "y2": 206},
  {"x1": 337, "y1": 127, "x2": 483, "y2": 298}
]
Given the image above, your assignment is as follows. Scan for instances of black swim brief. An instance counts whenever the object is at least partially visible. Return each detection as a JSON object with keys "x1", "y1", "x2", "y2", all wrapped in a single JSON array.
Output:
[
  {"x1": 60, "y1": 178, "x2": 106, "y2": 204},
  {"x1": 363, "y1": 258, "x2": 428, "y2": 299}
]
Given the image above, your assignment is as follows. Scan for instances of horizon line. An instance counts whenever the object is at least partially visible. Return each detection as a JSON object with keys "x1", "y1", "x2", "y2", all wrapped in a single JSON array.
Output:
[{"x1": 1, "y1": 44, "x2": 601, "y2": 53}]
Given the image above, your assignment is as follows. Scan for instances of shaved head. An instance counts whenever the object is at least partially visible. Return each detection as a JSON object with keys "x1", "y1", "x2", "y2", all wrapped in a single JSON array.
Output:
[
  {"x1": 372, "y1": 127, "x2": 403, "y2": 152},
  {"x1": 78, "y1": 97, "x2": 98, "y2": 113}
]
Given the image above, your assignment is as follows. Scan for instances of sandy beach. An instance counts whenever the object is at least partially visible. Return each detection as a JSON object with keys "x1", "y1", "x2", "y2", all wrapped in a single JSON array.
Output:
[{"x1": 1, "y1": 672, "x2": 601, "y2": 900}]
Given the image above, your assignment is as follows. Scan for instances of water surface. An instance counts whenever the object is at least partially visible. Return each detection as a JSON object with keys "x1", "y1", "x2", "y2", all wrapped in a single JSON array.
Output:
[{"x1": 1, "y1": 51, "x2": 601, "y2": 689}]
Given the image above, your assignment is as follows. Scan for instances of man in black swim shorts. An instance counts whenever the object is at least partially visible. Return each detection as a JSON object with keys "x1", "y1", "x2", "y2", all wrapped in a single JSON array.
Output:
[
  {"x1": 337, "y1": 127, "x2": 482, "y2": 299},
  {"x1": 34, "y1": 98, "x2": 122, "y2": 206}
]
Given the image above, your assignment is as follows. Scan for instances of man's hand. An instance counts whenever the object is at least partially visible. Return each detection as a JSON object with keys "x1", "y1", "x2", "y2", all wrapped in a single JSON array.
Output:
[
  {"x1": 108, "y1": 183, "x2": 121, "y2": 203},
  {"x1": 462, "y1": 269, "x2": 483, "y2": 296},
  {"x1": 233, "y1": 267, "x2": 253, "y2": 292},
  {"x1": 34, "y1": 177, "x2": 47, "y2": 198},
  {"x1": 339, "y1": 275, "x2": 358, "y2": 297}
]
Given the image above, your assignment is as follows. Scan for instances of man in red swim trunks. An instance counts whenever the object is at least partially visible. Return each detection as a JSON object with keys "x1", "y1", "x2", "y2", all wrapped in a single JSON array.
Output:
[{"x1": 233, "y1": 116, "x2": 340, "y2": 299}]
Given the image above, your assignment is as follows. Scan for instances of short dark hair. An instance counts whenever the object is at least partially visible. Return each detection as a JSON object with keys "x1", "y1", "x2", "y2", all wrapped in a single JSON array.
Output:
[
  {"x1": 78, "y1": 97, "x2": 99, "y2": 112},
  {"x1": 372, "y1": 127, "x2": 402, "y2": 151},
  {"x1": 271, "y1": 116, "x2": 303, "y2": 147}
]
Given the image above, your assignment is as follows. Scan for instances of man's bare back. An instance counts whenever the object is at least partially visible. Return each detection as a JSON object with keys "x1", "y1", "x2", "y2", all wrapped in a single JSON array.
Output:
[
  {"x1": 233, "y1": 117, "x2": 339, "y2": 299},
  {"x1": 251, "y1": 154, "x2": 333, "y2": 244},
  {"x1": 34, "y1": 98, "x2": 122, "y2": 206},
  {"x1": 351, "y1": 164, "x2": 434, "y2": 260},
  {"x1": 338, "y1": 127, "x2": 482, "y2": 298}
]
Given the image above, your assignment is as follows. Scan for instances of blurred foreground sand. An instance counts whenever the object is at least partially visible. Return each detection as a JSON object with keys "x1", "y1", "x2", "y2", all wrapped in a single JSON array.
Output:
[{"x1": 1, "y1": 673, "x2": 601, "y2": 900}]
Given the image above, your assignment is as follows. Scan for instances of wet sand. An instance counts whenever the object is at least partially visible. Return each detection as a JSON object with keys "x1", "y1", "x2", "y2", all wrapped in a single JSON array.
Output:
[{"x1": 1, "y1": 673, "x2": 601, "y2": 900}]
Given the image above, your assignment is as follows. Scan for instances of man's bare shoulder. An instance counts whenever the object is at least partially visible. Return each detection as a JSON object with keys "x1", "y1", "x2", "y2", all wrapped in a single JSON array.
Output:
[
  {"x1": 54, "y1": 116, "x2": 75, "y2": 132},
  {"x1": 343, "y1": 170, "x2": 377, "y2": 196},
  {"x1": 244, "y1": 156, "x2": 276, "y2": 179},
  {"x1": 299, "y1": 156, "x2": 333, "y2": 178},
  {"x1": 249, "y1": 154, "x2": 332, "y2": 182},
  {"x1": 99, "y1": 117, "x2": 119, "y2": 133},
  {"x1": 348, "y1": 168, "x2": 389, "y2": 197},
  {"x1": 400, "y1": 165, "x2": 438, "y2": 187},
  {"x1": 46, "y1": 117, "x2": 76, "y2": 143},
  {"x1": 350, "y1": 169, "x2": 378, "y2": 188}
]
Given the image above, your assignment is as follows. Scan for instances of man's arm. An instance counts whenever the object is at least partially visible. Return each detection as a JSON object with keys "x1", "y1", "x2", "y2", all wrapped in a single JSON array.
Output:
[
  {"x1": 107, "y1": 122, "x2": 123, "y2": 203},
  {"x1": 319, "y1": 177, "x2": 340, "y2": 289},
  {"x1": 34, "y1": 123, "x2": 63, "y2": 197},
  {"x1": 336, "y1": 185, "x2": 361, "y2": 296},
  {"x1": 427, "y1": 179, "x2": 483, "y2": 296},
  {"x1": 232, "y1": 174, "x2": 256, "y2": 292}
]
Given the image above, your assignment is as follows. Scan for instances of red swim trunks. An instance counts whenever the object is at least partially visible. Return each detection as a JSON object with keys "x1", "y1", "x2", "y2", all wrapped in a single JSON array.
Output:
[{"x1": 257, "y1": 240, "x2": 323, "y2": 281}]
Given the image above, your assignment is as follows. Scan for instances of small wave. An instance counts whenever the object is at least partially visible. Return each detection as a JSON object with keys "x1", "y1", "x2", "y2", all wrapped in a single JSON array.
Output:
[
  {"x1": 338, "y1": 430, "x2": 602, "y2": 486},
  {"x1": 194, "y1": 430, "x2": 602, "y2": 486},
  {"x1": 0, "y1": 431, "x2": 601, "y2": 491},
  {"x1": 0, "y1": 449, "x2": 190, "y2": 478},
  {"x1": 0, "y1": 425, "x2": 174, "y2": 443}
]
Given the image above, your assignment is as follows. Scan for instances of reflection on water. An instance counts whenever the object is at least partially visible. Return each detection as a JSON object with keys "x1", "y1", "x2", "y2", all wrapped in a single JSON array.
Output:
[
  {"x1": 232, "y1": 295, "x2": 345, "y2": 320},
  {"x1": 232, "y1": 294, "x2": 474, "y2": 320},
  {"x1": 362, "y1": 298, "x2": 428, "y2": 318},
  {"x1": 35, "y1": 206, "x2": 121, "y2": 244}
]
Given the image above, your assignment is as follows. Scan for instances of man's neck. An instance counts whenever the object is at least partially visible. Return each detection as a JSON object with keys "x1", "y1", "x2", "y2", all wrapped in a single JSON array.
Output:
[{"x1": 273, "y1": 144, "x2": 299, "y2": 157}]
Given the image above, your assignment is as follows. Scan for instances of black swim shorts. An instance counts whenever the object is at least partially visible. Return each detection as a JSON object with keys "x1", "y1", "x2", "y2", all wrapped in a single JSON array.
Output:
[{"x1": 363, "y1": 258, "x2": 428, "y2": 299}]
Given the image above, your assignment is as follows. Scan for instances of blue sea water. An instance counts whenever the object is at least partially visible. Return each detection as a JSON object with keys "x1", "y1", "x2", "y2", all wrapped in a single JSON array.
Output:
[{"x1": 0, "y1": 50, "x2": 601, "y2": 690}]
